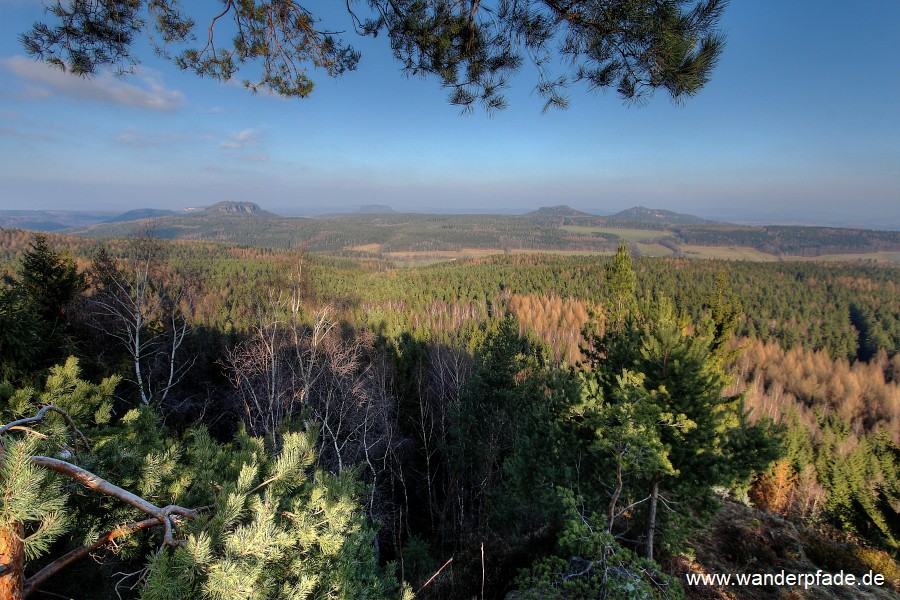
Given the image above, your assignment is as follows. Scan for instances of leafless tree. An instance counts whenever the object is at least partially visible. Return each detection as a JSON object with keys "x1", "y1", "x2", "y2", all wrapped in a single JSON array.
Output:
[
  {"x1": 225, "y1": 282, "x2": 404, "y2": 534},
  {"x1": 420, "y1": 342, "x2": 471, "y2": 530},
  {"x1": 87, "y1": 228, "x2": 195, "y2": 405},
  {"x1": 226, "y1": 289, "x2": 296, "y2": 439}
]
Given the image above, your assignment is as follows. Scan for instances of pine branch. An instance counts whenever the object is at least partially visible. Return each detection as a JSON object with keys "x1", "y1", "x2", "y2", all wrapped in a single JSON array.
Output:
[{"x1": 29, "y1": 457, "x2": 202, "y2": 547}]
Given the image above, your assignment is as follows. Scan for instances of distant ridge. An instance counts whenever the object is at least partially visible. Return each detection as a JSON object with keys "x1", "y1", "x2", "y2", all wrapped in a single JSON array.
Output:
[
  {"x1": 609, "y1": 206, "x2": 715, "y2": 226},
  {"x1": 203, "y1": 201, "x2": 272, "y2": 216},
  {"x1": 46, "y1": 207, "x2": 900, "y2": 259},
  {"x1": 0, "y1": 210, "x2": 114, "y2": 231},
  {"x1": 358, "y1": 204, "x2": 396, "y2": 214},
  {"x1": 103, "y1": 208, "x2": 177, "y2": 223},
  {"x1": 527, "y1": 205, "x2": 594, "y2": 217}
]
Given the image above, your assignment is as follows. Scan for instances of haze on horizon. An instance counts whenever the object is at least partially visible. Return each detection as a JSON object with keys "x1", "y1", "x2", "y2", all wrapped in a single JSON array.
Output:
[{"x1": 1, "y1": 1, "x2": 898, "y2": 229}]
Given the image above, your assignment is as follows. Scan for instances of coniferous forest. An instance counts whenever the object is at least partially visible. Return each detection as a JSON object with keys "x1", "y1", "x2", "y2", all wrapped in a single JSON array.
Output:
[
  {"x1": 4, "y1": 0, "x2": 899, "y2": 597},
  {"x1": 1, "y1": 230, "x2": 899, "y2": 599}
]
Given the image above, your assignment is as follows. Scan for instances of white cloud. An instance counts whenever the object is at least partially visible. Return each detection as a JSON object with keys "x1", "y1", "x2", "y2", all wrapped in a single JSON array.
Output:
[
  {"x1": 2, "y1": 55, "x2": 184, "y2": 111},
  {"x1": 216, "y1": 128, "x2": 270, "y2": 163},
  {"x1": 219, "y1": 128, "x2": 259, "y2": 149},
  {"x1": 116, "y1": 131, "x2": 174, "y2": 147},
  {"x1": 116, "y1": 132, "x2": 149, "y2": 147},
  {"x1": 115, "y1": 128, "x2": 217, "y2": 148},
  {"x1": 0, "y1": 125, "x2": 54, "y2": 141}
]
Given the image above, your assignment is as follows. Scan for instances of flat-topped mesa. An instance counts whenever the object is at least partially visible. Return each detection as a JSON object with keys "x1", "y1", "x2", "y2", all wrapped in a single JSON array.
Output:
[{"x1": 205, "y1": 201, "x2": 266, "y2": 214}]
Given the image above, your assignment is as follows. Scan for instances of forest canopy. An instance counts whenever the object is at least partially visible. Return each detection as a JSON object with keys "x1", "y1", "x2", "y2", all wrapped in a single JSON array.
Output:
[{"x1": 3, "y1": 235, "x2": 898, "y2": 598}]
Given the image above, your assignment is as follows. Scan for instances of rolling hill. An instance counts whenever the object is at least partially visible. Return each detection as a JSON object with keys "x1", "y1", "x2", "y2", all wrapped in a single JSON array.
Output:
[
  {"x1": 102, "y1": 208, "x2": 178, "y2": 223},
  {"x1": 526, "y1": 205, "x2": 595, "y2": 217},
  {"x1": 1, "y1": 201, "x2": 884, "y2": 265},
  {"x1": 607, "y1": 205, "x2": 717, "y2": 226}
]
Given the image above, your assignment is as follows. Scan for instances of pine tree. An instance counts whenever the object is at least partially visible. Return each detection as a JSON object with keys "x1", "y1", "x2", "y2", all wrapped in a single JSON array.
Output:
[
  {"x1": 514, "y1": 490, "x2": 684, "y2": 599},
  {"x1": 581, "y1": 261, "x2": 780, "y2": 559},
  {"x1": 0, "y1": 236, "x2": 82, "y2": 381},
  {"x1": 604, "y1": 243, "x2": 638, "y2": 333},
  {"x1": 20, "y1": 1, "x2": 727, "y2": 111},
  {"x1": 17, "y1": 235, "x2": 82, "y2": 325},
  {"x1": 1, "y1": 361, "x2": 407, "y2": 599}
]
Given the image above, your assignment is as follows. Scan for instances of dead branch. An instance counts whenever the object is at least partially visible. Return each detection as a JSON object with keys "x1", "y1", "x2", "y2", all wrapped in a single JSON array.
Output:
[
  {"x1": 22, "y1": 517, "x2": 161, "y2": 598},
  {"x1": 417, "y1": 556, "x2": 453, "y2": 595},
  {"x1": 0, "y1": 405, "x2": 90, "y2": 457},
  {"x1": 4, "y1": 427, "x2": 48, "y2": 440}
]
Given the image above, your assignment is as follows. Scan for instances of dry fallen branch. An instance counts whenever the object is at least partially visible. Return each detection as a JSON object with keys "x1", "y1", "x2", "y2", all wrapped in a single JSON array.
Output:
[{"x1": 417, "y1": 556, "x2": 453, "y2": 595}]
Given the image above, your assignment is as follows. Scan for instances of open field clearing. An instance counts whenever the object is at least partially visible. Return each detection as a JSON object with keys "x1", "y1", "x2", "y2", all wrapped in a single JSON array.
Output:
[
  {"x1": 349, "y1": 243, "x2": 383, "y2": 253},
  {"x1": 634, "y1": 243, "x2": 675, "y2": 257},
  {"x1": 560, "y1": 225, "x2": 674, "y2": 241},
  {"x1": 382, "y1": 247, "x2": 617, "y2": 266},
  {"x1": 679, "y1": 245, "x2": 779, "y2": 261},
  {"x1": 353, "y1": 243, "x2": 900, "y2": 266}
]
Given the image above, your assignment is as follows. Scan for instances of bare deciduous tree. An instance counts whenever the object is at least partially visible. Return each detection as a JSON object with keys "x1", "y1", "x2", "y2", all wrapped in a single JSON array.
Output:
[
  {"x1": 87, "y1": 229, "x2": 195, "y2": 405},
  {"x1": 226, "y1": 289, "x2": 296, "y2": 439},
  {"x1": 225, "y1": 285, "x2": 404, "y2": 535}
]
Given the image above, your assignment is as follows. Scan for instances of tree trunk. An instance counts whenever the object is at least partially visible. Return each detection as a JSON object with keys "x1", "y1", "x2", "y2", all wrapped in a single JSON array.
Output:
[
  {"x1": 607, "y1": 441, "x2": 624, "y2": 533},
  {"x1": 643, "y1": 472, "x2": 659, "y2": 560},
  {"x1": 0, "y1": 522, "x2": 24, "y2": 600}
]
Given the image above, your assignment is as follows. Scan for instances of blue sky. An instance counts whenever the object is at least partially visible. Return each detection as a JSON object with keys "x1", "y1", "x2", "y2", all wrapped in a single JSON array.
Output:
[{"x1": 1, "y1": 1, "x2": 898, "y2": 227}]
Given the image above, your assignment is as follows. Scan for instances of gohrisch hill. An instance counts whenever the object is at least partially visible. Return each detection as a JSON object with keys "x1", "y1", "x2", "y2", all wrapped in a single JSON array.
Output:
[
  {"x1": 607, "y1": 205, "x2": 717, "y2": 226},
  {"x1": 526, "y1": 204, "x2": 595, "y2": 218},
  {"x1": 102, "y1": 208, "x2": 178, "y2": 223}
]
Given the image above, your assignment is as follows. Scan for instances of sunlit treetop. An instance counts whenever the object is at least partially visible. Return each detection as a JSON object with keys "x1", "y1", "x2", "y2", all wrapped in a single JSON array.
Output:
[{"x1": 19, "y1": 0, "x2": 728, "y2": 113}]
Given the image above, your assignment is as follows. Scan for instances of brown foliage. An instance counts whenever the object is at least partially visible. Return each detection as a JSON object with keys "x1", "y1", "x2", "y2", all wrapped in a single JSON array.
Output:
[
  {"x1": 749, "y1": 459, "x2": 797, "y2": 517},
  {"x1": 733, "y1": 339, "x2": 900, "y2": 443},
  {"x1": 506, "y1": 293, "x2": 595, "y2": 363}
]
